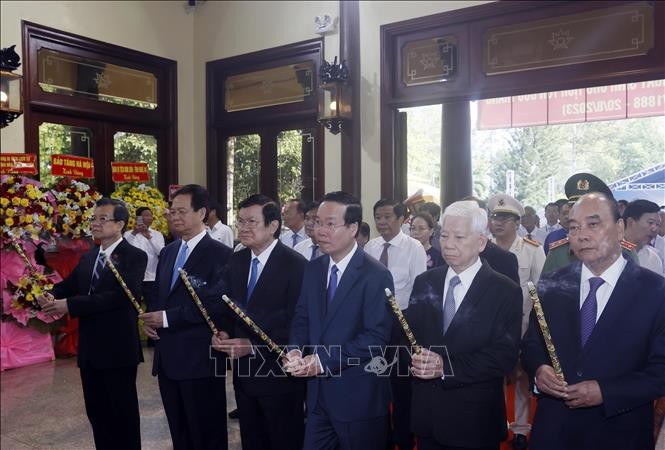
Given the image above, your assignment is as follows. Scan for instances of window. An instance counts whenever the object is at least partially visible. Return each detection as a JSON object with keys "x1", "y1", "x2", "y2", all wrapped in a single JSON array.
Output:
[{"x1": 23, "y1": 21, "x2": 177, "y2": 195}]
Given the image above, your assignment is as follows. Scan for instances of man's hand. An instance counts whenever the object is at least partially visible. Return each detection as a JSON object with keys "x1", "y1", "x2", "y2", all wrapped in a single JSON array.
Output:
[
  {"x1": 411, "y1": 348, "x2": 444, "y2": 379},
  {"x1": 281, "y1": 349, "x2": 302, "y2": 369},
  {"x1": 210, "y1": 331, "x2": 231, "y2": 352},
  {"x1": 36, "y1": 293, "x2": 55, "y2": 308},
  {"x1": 565, "y1": 380, "x2": 603, "y2": 408},
  {"x1": 142, "y1": 323, "x2": 160, "y2": 340},
  {"x1": 40, "y1": 299, "x2": 68, "y2": 316},
  {"x1": 213, "y1": 338, "x2": 253, "y2": 359},
  {"x1": 286, "y1": 354, "x2": 322, "y2": 378},
  {"x1": 535, "y1": 365, "x2": 568, "y2": 398},
  {"x1": 139, "y1": 311, "x2": 164, "y2": 329}
]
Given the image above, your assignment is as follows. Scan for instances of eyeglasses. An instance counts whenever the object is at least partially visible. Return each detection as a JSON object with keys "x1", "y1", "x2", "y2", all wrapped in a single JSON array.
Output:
[
  {"x1": 313, "y1": 220, "x2": 347, "y2": 232},
  {"x1": 168, "y1": 208, "x2": 193, "y2": 217},
  {"x1": 235, "y1": 218, "x2": 262, "y2": 229},
  {"x1": 90, "y1": 215, "x2": 119, "y2": 224}
]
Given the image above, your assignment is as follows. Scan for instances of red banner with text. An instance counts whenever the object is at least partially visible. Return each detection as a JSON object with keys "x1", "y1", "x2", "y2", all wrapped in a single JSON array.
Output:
[
  {"x1": 111, "y1": 162, "x2": 150, "y2": 183},
  {"x1": 50, "y1": 155, "x2": 94, "y2": 178},
  {"x1": 0, "y1": 153, "x2": 37, "y2": 175}
]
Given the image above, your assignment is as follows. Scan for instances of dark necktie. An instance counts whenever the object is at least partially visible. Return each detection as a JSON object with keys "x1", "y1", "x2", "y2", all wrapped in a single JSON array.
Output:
[
  {"x1": 292, "y1": 233, "x2": 298, "y2": 248},
  {"x1": 580, "y1": 277, "x2": 604, "y2": 347},
  {"x1": 170, "y1": 242, "x2": 189, "y2": 289},
  {"x1": 527, "y1": 233, "x2": 532, "y2": 240},
  {"x1": 310, "y1": 244, "x2": 319, "y2": 261},
  {"x1": 327, "y1": 265, "x2": 338, "y2": 305},
  {"x1": 442, "y1": 275, "x2": 461, "y2": 334},
  {"x1": 247, "y1": 258, "x2": 260, "y2": 302},
  {"x1": 379, "y1": 242, "x2": 390, "y2": 267},
  {"x1": 89, "y1": 252, "x2": 106, "y2": 293}
]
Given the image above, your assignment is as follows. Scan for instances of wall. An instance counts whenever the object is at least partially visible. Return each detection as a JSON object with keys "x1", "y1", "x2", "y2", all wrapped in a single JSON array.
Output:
[{"x1": 0, "y1": 1, "x2": 196, "y2": 182}]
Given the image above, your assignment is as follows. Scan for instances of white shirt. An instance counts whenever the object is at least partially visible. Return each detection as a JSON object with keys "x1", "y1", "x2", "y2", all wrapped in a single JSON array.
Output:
[
  {"x1": 637, "y1": 245, "x2": 664, "y2": 276},
  {"x1": 88, "y1": 237, "x2": 124, "y2": 294},
  {"x1": 294, "y1": 237, "x2": 320, "y2": 261},
  {"x1": 534, "y1": 223, "x2": 561, "y2": 244},
  {"x1": 123, "y1": 228, "x2": 165, "y2": 281},
  {"x1": 163, "y1": 228, "x2": 208, "y2": 328},
  {"x1": 364, "y1": 231, "x2": 427, "y2": 309},
  {"x1": 207, "y1": 221, "x2": 234, "y2": 248},
  {"x1": 580, "y1": 255, "x2": 627, "y2": 322},
  {"x1": 651, "y1": 235, "x2": 664, "y2": 270},
  {"x1": 247, "y1": 238, "x2": 279, "y2": 286},
  {"x1": 443, "y1": 257, "x2": 483, "y2": 313},
  {"x1": 327, "y1": 242, "x2": 358, "y2": 287},
  {"x1": 280, "y1": 227, "x2": 306, "y2": 248}
]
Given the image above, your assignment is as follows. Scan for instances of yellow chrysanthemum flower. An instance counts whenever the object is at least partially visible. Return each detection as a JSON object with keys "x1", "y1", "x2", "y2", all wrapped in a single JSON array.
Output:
[{"x1": 5, "y1": 217, "x2": 14, "y2": 227}]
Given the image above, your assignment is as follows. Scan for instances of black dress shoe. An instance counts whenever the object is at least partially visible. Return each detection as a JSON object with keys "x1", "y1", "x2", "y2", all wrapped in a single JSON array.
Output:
[
  {"x1": 512, "y1": 434, "x2": 528, "y2": 450},
  {"x1": 228, "y1": 408, "x2": 239, "y2": 419}
]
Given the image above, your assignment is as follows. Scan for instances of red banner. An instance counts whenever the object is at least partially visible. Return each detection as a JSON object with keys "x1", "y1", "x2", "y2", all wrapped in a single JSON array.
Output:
[
  {"x1": 477, "y1": 80, "x2": 665, "y2": 129},
  {"x1": 168, "y1": 184, "x2": 183, "y2": 201},
  {"x1": 111, "y1": 162, "x2": 150, "y2": 182},
  {"x1": 0, "y1": 153, "x2": 37, "y2": 175},
  {"x1": 50, "y1": 155, "x2": 94, "y2": 178}
]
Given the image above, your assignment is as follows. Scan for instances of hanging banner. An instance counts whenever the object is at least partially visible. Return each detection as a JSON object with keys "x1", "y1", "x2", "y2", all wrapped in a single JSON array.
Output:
[
  {"x1": 0, "y1": 153, "x2": 37, "y2": 175},
  {"x1": 627, "y1": 80, "x2": 665, "y2": 118},
  {"x1": 111, "y1": 162, "x2": 150, "y2": 183},
  {"x1": 168, "y1": 184, "x2": 183, "y2": 201},
  {"x1": 50, "y1": 155, "x2": 94, "y2": 178}
]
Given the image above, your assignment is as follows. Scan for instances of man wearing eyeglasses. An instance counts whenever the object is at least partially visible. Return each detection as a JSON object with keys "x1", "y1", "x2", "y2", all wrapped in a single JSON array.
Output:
[
  {"x1": 284, "y1": 191, "x2": 394, "y2": 450},
  {"x1": 38, "y1": 198, "x2": 147, "y2": 450},
  {"x1": 211, "y1": 194, "x2": 307, "y2": 450},
  {"x1": 488, "y1": 193, "x2": 545, "y2": 450},
  {"x1": 139, "y1": 184, "x2": 233, "y2": 450},
  {"x1": 293, "y1": 201, "x2": 321, "y2": 261}
]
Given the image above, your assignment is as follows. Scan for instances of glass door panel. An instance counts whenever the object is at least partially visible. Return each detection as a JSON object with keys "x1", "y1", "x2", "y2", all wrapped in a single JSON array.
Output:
[
  {"x1": 113, "y1": 131, "x2": 158, "y2": 187},
  {"x1": 277, "y1": 128, "x2": 317, "y2": 204},
  {"x1": 38, "y1": 122, "x2": 94, "y2": 187},
  {"x1": 226, "y1": 134, "x2": 261, "y2": 227}
]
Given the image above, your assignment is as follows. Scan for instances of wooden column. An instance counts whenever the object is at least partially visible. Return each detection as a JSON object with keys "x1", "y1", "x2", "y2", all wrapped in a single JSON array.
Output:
[
  {"x1": 441, "y1": 101, "x2": 472, "y2": 207},
  {"x1": 340, "y1": 0, "x2": 361, "y2": 199}
]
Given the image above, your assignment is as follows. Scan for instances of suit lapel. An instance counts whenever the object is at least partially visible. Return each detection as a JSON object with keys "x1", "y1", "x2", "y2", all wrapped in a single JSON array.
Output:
[
  {"x1": 444, "y1": 262, "x2": 491, "y2": 337},
  {"x1": 163, "y1": 240, "x2": 181, "y2": 295},
  {"x1": 170, "y1": 234, "x2": 211, "y2": 293},
  {"x1": 233, "y1": 248, "x2": 251, "y2": 306},
  {"x1": 247, "y1": 242, "x2": 283, "y2": 308},
  {"x1": 321, "y1": 248, "x2": 364, "y2": 333}
]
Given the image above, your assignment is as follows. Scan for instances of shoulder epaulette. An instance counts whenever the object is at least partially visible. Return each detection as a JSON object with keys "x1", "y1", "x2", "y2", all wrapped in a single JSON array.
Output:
[
  {"x1": 523, "y1": 237, "x2": 541, "y2": 247},
  {"x1": 549, "y1": 237, "x2": 568, "y2": 251},
  {"x1": 621, "y1": 239, "x2": 637, "y2": 251}
]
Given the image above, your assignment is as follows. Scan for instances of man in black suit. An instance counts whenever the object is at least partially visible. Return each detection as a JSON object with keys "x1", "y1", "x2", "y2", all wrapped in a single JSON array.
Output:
[
  {"x1": 140, "y1": 184, "x2": 233, "y2": 450},
  {"x1": 40, "y1": 198, "x2": 147, "y2": 450},
  {"x1": 405, "y1": 200, "x2": 522, "y2": 450},
  {"x1": 211, "y1": 194, "x2": 306, "y2": 450}
]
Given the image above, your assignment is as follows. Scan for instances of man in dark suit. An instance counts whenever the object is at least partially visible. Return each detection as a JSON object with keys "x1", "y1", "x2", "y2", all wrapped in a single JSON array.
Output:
[
  {"x1": 521, "y1": 192, "x2": 665, "y2": 450},
  {"x1": 139, "y1": 184, "x2": 233, "y2": 450},
  {"x1": 405, "y1": 200, "x2": 522, "y2": 450},
  {"x1": 284, "y1": 191, "x2": 394, "y2": 450},
  {"x1": 211, "y1": 194, "x2": 306, "y2": 450},
  {"x1": 40, "y1": 198, "x2": 147, "y2": 450}
]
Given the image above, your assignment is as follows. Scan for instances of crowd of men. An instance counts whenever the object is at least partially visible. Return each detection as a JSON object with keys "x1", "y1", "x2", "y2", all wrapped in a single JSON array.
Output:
[{"x1": 36, "y1": 173, "x2": 665, "y2": 450}]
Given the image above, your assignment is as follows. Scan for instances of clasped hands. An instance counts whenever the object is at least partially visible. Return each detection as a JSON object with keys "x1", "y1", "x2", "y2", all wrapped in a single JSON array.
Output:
[
  {"x1": 535, "y1": 364, "x2": 603, "y2": 408},
  {"x1": 36, "y1": 293, "x2": 68, "y2": 315},
  {"x1": 281, "y1": 350, "x2": 322, "y2": 377},
  {"x1": 211, "y1": 332, "x2": 253, "y2": 359}
]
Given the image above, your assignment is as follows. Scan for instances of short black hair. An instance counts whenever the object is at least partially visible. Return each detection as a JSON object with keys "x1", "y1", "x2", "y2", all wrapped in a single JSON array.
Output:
[
  {"x1": 554, "y1": 198, "x2": 568, "y2": 209},
  {"x1": 545, "y1": 202, "x2": 558, "y2": 211},
  {"x1": 617, "y1": 199, "x2": 629, "y2": 207},
  {"x1": 304, "y1": 201, "x2": 320, "y2": 215},
  {"x1": 286, "y1": 198, "x2": 305, "y2": 215},
  {"x1": 420, "y1": 202, "x2": 441, "y2": 221},
  {"x1": 136, "y1": 206, "x2": 151, "y2": 217},
  {"x1": 321, "y1": 191, "x2": 362, "y2": 228},
  {"x1": 238, "y1": 194, "x2": 282, "y2": 239},
  {"x1": 208, "y1": 200, "x2": 225, "y2": 217},
  {"x1": 358, "y1": 221, "x2": 371, "y2": 238},
  {"x1": 412, "y1": 212, "x2": 435, "y2": 229},
  {"x1": 96, "y1": 198, "x2": 130, "y2": 233},
  {"x1": 373, "y1": 198, "x2": 407, "y2": 219},
  {"x1": 173, "y1": 184, "x2": 210, "y2": 222},
  {"x1": 623, "y1": 199, "x2": 659, "y2": 225}
]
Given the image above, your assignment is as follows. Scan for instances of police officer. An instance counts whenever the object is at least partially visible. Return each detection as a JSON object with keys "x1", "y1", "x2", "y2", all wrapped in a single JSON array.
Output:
[{"x1": 488, "y1": 193, "x2": 546, "y2": 450}]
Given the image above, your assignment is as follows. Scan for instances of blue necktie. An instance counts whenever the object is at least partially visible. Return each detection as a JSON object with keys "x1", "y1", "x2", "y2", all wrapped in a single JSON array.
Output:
[
  {"x1": 310, "y1": 244, "x2": 319, "y2": 261},
  {"x1": 580, "y1": 277, "x2": 604, "y2": 347},
  {"x1": 442, "y1": 275, "x2": 461, "y2": 334},
  {"x1": 89, "y1": 252, "x2": 106, "y2": 293},
  {"x1": 247, "y1": 258, "x2": 260, "y2": 302},
  {"x1": 292, "y1": 233, "x2": 298, "y2": 248},
  {"x1": 327, "y1": 265, "x2": 338, "y2": 305},
  {"x1": 170, "y1": 242, "x2": 189, "y2": 289}
]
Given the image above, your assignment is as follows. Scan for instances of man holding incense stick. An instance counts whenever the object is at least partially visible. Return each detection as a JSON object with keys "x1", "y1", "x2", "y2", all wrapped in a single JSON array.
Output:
[
  {"x1": 522, "y1": 192, "x2": 665, "y2": 450},
  {"x1": 39, "y1": 198, "x2": 147, "y2": 450},
  {"x1": 211, "y1": 193, "x2": 307, "y2": 450},
  {"x1": 140, "y1": 184, "x2": 233, "y2": 450}
]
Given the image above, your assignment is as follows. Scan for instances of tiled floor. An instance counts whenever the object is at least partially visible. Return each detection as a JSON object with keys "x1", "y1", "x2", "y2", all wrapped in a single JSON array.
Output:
[{"x1": 1, "y1": 348, "x2": 241, "y2": 450}]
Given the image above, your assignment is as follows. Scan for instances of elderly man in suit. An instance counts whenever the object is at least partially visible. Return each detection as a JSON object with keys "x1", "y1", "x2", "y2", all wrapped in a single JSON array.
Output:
[
  {"x1": 283, "y1": 191, "x2": 394, "y2": 450},
  {"x1": 522, "y1": 192, "x2": 665, "y2": 450},
  {"x1": 211, "y1": 194, "x2": 307, "y2": 450},
  {"x1": 405, "y1": 200, "x2": 522, "y2": 450},
  {"x1": 40, "y1": 198, "x2": 147, "y2": 450},
  {"x1": 140, "y1": 184, "x2": 233, "y2": 450}
]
